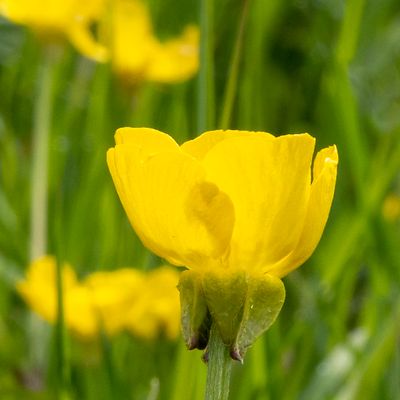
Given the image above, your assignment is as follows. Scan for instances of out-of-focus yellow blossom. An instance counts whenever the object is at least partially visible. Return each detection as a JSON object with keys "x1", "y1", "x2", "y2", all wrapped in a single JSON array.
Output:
[
  {"x1": 110, "y1": 0, "x2": 199, "y2": 84},
  {"x1": 124, "y1": 266, "x2": 181, "y2": 340},
  {"x1": 18, "y1": 256, "x2": 181, "y2": 341},
  {"x1": 382, "y1": 193, "x2": 400, "y2": 222},
  {"x1": 0, "y1": 0, "x2": 107, "y2": 62},
  {"x1": 85, "y1": 268, "x2": 145, "y2": 335},
  {"x1": 17, "y1": 256, "x2": 98, "y2": 338},
  {"x1": 65, "y1": 285, "x2": 98, "y2": 338},
  {"x1": 17, "y1": 255, "x2": 77, "y2": 323},
  {"x1": 107, "y1": 128, "x2": 338, "y2": 358}
]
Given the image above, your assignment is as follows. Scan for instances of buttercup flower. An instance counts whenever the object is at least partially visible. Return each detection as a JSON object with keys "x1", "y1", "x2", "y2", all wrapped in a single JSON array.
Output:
[
  {"x1": 0, "y1": 0, "x2": 107, "y2": 61},
  {"x1": 109, "y1": 0, "x2": 199, "y2": 84},
  {"x1": 124, "y1": 266, "x2": 181, "y2": 340},
  {"x1": 18, "y1": 256, "x2": 181, "y2": 341},
  {"x1": 107, "y1": 128, "x2": 338, "y2": 358},
  {"x1": 17, "y1": 256, "x2": 98, "y2": 338},
  {"x1": 85, "y1": 268, "x2": 145, "y2": 335}
]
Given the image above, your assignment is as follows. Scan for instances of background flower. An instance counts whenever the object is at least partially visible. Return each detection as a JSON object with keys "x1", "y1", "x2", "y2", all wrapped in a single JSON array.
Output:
[
  {"x1": 109, "y1": 0, "x2": 199, "y2": 84},
  {"x1": 0, "y1": 0, "x2": 107, "y2": 61}
]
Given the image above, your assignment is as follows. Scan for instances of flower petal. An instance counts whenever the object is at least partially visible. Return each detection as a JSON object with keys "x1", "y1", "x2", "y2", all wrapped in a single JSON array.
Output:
[
  {"x1": 181, "y1": 129, "x2": 274, "y2": 160},
  {"x1": 267, "y1": 145, "x2": 338, "y2": 277},
  {"x1": 202, "y1": 133, "x2": 315, "y2": 270},
  {"x1": 68, "y1": 21, "x2": 109, "y2": 62},
  {"x1": 146, "y1": 25, "x2": 199, "y2": 83},
  {"x1": 108, "y1": 145, "x2": 234, "y2": 268},
  {"x1": 114, "y1": 127, "x2": 179, "y2": 150}
]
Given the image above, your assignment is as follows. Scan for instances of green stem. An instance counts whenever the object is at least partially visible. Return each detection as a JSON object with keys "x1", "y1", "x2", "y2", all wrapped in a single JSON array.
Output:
[
  {"x1": 219, "y1": 0, "x2": 251, "y2": 129},
  {"x1": 197, "y1": 0, "x2": 215, "y2": 133},
  {"x1": 54, "y1": 256, "x2": 71, "y2": 399},
  {"x1": 335, "y1": 0, "x2": 366, "y2": 65},
  {"x1": 204, "y1": 323, "x2": 232, "y2": 400},
  {"x1": 30, "y1": 49, "x2": 56, "y2": 260}
]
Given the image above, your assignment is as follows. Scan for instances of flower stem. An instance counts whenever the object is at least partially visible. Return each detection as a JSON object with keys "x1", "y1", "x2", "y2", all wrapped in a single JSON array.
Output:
[
  {"x1": 204, "y1": 323, "x2": 232, "y2": 400},
  {"x1": 30, "y1": 48, "x2": 55, "y2": 260}
]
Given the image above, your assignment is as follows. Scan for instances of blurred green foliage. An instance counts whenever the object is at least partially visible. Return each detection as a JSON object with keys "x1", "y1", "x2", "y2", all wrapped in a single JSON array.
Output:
[{"x1": 0, "y1": 0, "x2": 400, "y2": 399}]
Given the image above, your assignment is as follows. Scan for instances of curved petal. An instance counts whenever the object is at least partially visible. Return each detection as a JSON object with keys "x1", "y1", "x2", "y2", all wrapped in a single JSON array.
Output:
[
  {"x1": 267, "y1": 145, "x2": 338, "y2": 277},
  {"x1": 107, "y1": 145, "x2": 234, "y2": 268},
  {"x1": 111, "y1": 0, "x2": 158, "y2": 78},
  {"x1": 146, "y1": 25, "x2": 199, "y2": 83},
  {"x1": 107, "y1": 128, "x2": 180, "y2": 233},
  {"x1": 115, "y1": 127, "x2": 179, "y2": 150},
  {"x1": 68, "y1": 21, "x2": 108, "y2": 62},
  {"x1": 202, "y1": 133, "x2": 315, "y2": 271},
  {"x1": 181, "y1": 129, "x2": 274, "y2": 161}
]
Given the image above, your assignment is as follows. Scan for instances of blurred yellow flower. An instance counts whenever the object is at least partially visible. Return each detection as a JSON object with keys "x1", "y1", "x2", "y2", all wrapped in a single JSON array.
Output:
[
  {"x1": 110, "y1": 0, "x2": 199, "y2": 84},
  {"x1": 124, "y1": 266, "x2": 181, "y2": 340},
  {"x1": 18, "y1": 256, "x2": 181, "y2": 340},
  {"x1": 85, "y1": 268, "x2": 144, "y2": 335},
  {"x1": 107, "y1": 128, "x2": 338, "y2": 357},
  {"x1": 0, "y1": 0, "x2": 107, "y2": 61},
  {"x1": 382, "y1": 193, "x2": 400, "y2": 222},
  {"x1": 17, "y1": 256, "x2": 98, "y2": 338},
  {"x1": 107, "y1": 128, "x2": 338, "y2": 277}
]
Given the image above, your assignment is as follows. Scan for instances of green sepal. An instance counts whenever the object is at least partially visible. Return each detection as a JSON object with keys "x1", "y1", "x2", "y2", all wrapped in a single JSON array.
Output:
[
  {"x1": 232, "y1": 273, "x2": 285, "y2": 362},
  {"x1": 202, "y1": 269, "x2": 247, "y2": 347},
  {"x1": 178, "y1": 270, "x2": 211, "y2": 350}
]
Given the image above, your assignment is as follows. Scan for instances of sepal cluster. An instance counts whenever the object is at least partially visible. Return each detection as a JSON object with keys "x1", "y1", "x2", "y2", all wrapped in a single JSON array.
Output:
[{"x1": 178, "y1": 269, "x2": 285, "y2": 362}]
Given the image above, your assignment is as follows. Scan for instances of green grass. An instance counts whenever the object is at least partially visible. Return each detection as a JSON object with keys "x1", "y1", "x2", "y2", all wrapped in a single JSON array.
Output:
[{"x1": 1, "y1": 0, "x2": 400, "y2": 399}]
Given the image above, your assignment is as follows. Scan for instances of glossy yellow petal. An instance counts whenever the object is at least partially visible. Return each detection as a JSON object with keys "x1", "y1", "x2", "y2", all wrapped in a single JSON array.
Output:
[
  {"x1": 181, "y1": 129, "x2": 273, "y2": 160},
  {"x1": 146, "y1": 25, "x2": 199, "y2": 83},
  {"x1": 107, "y1": 128, "x2": 179, "y2": 243},
  {"x1": 114, "y1": 127, "x2": 178, "y2": 150},
  {"x1": 202, "y1": 133, "x2": 315, "y2": 270},
  {"x1": 108, "y1": 141, "x2": 234, "y2": 268},
  {"x1": 267, "y1": 145, "x2": 338, "y2": 277}
]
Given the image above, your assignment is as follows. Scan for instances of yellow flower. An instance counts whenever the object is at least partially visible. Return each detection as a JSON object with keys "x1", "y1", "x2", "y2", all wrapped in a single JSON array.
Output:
[
  {"x1": 65, "y1": 285, "x2": 98, "y2": 338},
  {"x1": 124, "y1": 266, "x2": 181, "y2": 340},
  {"x1": 17, "y1": 256, "x2": 98, "y2": 339},
  {"x1": 18, "y1": 257, "x2": 181, "y2": 340},
  {"x1": 0, "y1": 0, "x2": 107, "y2": 62},
  {"x1": 85, "y1": 266, "x2": 181, "y2": 340},
  {"x1": 84, "y1": 268, "x2": 144, "y2": 335},
  {"x1": 107, "y1": 128, "x2": 338, "y2": 358},
  {"x1": 107, "y1": 128, "x2": 338, "y2": 276},
  {"x1": 109, "y1": 0, "x2": 199, "y2": 84}
]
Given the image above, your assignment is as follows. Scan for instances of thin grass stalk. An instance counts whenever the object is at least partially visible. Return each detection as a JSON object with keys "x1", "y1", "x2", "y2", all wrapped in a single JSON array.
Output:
[
  {"x1": 171, "y1": 342, "x2": 207, "y2": 400},
  {"x1": 324, "y1": 132, "x2": 400, "y2": 286},
  {"x1": 250, "y1": 336, "x2": 269, "y2": 400},
  {"x1": 54, "y1": 186, "x2": 71, "y2": 399},
  {"x1": 197, "y1": 0, "x2": 215, "y2": 133},
  {"x1": 219, "y1": 0, "x2": 251, "y2": 129},
  {"x1": 332, "y1": 0, "x2": 367, "y2": 198},
  {"x1": 54, "y1": 258, "x2": 71, "y2": 399},
  {"x1": 30, "y1": 48, "x2": 56, "y2": 260}
]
